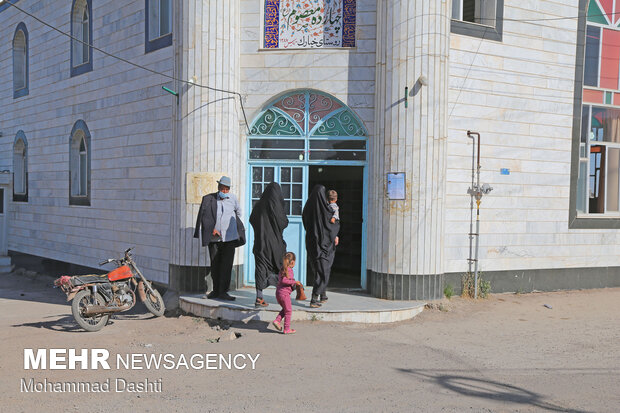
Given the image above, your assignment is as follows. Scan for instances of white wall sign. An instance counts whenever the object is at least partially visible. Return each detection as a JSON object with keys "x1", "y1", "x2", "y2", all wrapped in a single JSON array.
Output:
[{"x1": 387, "y1": 172, "x2": 405, "y2": 200}]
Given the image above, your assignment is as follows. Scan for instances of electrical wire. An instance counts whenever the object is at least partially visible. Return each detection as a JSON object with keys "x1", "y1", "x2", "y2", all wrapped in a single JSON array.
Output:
[
  {"x1": 2, "y1": 0, "x2": 251, "y2": 134},
  {"x1": 449, "y1": 25, "x2": 489, "y2": 120},
  {"x1": 3, "y1": 0, "x2": 620, "y2": 130}
]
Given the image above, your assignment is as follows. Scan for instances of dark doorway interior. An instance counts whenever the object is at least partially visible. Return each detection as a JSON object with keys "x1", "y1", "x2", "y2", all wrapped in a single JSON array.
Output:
[{"x1": 307, "y1": 166, "x2": 363, "y2": 289}]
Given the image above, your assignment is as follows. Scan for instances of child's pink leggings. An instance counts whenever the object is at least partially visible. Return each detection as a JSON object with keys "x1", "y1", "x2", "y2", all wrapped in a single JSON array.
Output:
[{"x1": 275, "y1": 290, "x2": 292, "y2": 331}]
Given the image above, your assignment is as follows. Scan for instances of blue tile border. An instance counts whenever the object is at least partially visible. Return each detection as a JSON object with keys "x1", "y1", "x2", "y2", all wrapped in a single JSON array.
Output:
[{"x1": 264, "y1": 0, "x2": 279, "y2": 49}]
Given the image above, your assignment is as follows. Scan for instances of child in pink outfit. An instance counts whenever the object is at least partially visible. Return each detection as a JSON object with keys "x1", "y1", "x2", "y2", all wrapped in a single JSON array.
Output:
[{"x1": 273, "y1": 252, "x2": 300, "y2": 334}]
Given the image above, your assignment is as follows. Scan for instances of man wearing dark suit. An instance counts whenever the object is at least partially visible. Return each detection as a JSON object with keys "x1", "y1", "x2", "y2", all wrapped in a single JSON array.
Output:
[{"x1": 194, "y1": 176, "x2": 243, "y2": 301}]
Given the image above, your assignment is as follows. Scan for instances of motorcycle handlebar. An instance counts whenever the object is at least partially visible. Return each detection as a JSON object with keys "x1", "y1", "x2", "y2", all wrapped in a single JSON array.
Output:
[{"x1": 99, "y1": 248, "x2": 134, "y2": 266}]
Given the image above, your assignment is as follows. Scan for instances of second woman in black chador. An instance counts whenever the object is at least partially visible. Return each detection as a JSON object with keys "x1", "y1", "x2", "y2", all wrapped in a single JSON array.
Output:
[
  {"x1": 249, "y1": 182, "x2": 289, "y2": 307},
  {"x1": 302, "y1": 184, "x2": 340, "y2": 308}
]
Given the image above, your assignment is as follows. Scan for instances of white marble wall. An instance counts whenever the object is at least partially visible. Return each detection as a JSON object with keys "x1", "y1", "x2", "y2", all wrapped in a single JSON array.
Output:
[
  {"x1": 446, "y1": 1, "x2": 615, "y2": 274},
  {"x1": 4, "y1": 0, "x2": 615, "y2": 287},
  {"x1": 0, "y1": 1, "x2": 173, "y2": 282},
  {"x1": 370, "y1": 0, "x2": 450, "y2": 278},
  {"x1": 171, "y1": 0, "x2": 242, "y2": 267}
]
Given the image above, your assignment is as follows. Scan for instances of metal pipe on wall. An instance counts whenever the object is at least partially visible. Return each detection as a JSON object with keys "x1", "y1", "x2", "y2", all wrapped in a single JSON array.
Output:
[{"x1": 467, "y1": 131, "x2": 481, "y2": 299}]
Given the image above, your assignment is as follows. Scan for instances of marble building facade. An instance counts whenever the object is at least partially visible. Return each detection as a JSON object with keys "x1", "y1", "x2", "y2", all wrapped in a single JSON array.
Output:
[{"x1": 2, "y1": 0, "x2": 618, "y2": 299}]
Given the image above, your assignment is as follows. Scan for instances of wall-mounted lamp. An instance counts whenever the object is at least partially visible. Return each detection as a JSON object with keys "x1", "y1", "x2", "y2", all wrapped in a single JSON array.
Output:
[{"x1": 405, "y1": 75, "x2": 428, "y2": 108}]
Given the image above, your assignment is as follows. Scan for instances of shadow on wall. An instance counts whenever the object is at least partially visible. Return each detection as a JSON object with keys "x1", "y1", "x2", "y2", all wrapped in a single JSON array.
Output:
[{"x1": 396, "y1": 368, "x2": 588, "y2": 413}]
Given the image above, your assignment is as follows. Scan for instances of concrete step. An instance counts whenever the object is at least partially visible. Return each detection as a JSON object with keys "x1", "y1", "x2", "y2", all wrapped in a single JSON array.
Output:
[
  {"x1": 0, "y1": 256, "x2": 13, "y2": 273},
  {"x1": 180, "y1": 288, "x2": 426, "y2": 324}
]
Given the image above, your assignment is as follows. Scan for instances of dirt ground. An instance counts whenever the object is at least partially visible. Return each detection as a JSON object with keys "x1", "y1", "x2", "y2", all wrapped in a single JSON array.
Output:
[{"x1": 1, "y1": 270, "x2": 618, "y2": 413}]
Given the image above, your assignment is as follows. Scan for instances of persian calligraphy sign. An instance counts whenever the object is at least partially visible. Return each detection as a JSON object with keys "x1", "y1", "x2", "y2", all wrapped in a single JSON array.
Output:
[{"x1": 264, "y1": 0, "x2": 356, "y2": 49}]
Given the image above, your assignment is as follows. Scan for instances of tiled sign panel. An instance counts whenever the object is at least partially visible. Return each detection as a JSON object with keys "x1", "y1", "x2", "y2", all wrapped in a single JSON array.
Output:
[{"x1": 264, "y1": 0, "x2": 356, "y2": 49}]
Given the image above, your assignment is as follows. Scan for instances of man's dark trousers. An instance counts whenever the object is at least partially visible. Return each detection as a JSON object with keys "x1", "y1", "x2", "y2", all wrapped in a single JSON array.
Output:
[{"x1": 208, "y1": 241, "x2": 236, "y2": 295}]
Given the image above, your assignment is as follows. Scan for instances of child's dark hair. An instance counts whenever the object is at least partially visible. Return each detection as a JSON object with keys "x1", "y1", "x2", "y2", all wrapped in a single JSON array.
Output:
[
  {"x1": 328, "y1": 189, "x2": 337, "y2": 201},
  {"x1": 280, "y1": 252, "x2": 296, "y2": 277}
]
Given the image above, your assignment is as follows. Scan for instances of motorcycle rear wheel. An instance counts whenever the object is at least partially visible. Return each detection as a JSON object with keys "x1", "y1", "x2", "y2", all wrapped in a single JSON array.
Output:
[
  {"x1": 71, "y1": 289, "x2": 109, "y2": 332},
  {"x1": 143, "y1": 284, "x2": 165, "y2": 317}
]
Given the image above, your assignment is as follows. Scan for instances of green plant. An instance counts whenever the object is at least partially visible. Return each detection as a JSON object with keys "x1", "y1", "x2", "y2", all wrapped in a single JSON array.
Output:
[
  {"x1": 443, "y1": 283, "x2": 454, "y2": 299},
  {"x1": 479, "y1": 279, "x2": 491, "y2": 298},
  {"x1": 310, "y1": 314, "x2": 322, "y2": 322},
  {"x1": 461, "y1": 271, "x2": 491, "y2": 299}
]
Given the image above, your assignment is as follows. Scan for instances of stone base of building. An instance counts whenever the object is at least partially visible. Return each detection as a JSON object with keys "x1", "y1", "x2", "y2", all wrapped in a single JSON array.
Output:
[
  {"x1": 169, "y1": 264, "x2": 244, "y2": 293},
  {"x1": 367, "y1": 270, "x2": 444, "y2": 300},
  {"x1": 9, "y1": 250, "x2": 169, "y2": 291},
  {"x1": 444, "y1": 266, "x2": 620, "y2": 295},
  {"x1": 9, "y1": 250, "x2": 105, "y2": 277}
]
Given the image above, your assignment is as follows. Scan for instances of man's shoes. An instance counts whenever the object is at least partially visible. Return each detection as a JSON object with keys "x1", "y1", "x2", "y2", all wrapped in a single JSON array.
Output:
[
  {"x1": 320, "y1": 295, "x2": 328, "y2": 303},
  {"x1": 220, "y1": 293, "x2": 236, "y2": 301},
  {"x1": 310, "y1": 294, "x2": 322, "y2": 308},
  {"x1": 206, "y1": 291, "x2": 219, "y2": 299},
  {"x1": 255, "y1": 298, "x2": 268, "y2": 308}
]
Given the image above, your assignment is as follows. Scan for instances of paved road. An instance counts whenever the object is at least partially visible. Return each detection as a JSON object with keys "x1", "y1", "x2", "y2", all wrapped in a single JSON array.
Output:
[{"x1": 1, "y1": 271, "x2": 618, "y2": 412}]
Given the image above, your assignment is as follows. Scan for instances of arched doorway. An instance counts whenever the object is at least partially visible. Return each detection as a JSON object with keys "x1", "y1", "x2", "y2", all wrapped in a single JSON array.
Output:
[{"x1": 245, "y1": 90, "x2": 368, "y2": 289}]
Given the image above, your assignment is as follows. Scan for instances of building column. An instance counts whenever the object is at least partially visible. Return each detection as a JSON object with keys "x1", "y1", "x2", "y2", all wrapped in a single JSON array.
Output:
[
  {"x1": 169, "y1": 0, "x2": 244, "y2": 292},
  {"x1": 369, "y1": 0, "x2": 449, "y2": 299}
]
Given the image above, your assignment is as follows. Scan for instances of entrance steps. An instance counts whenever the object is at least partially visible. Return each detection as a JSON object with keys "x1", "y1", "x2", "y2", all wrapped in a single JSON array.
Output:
[{"x1": 179, "y1": 288, "x2": 426, "y2": 324}]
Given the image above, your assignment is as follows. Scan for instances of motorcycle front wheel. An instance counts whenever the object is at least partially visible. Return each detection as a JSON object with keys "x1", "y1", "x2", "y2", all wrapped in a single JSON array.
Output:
[
  {"x1": 71, "y1": 289, "x2": 110, "y2": 332},
  {"x1": 143, "y1": 284, "x2": 165, "y2": 317}
]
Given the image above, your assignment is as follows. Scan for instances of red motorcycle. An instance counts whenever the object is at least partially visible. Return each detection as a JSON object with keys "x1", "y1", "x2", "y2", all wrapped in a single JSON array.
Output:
[{"x1": 54, "y1": 248, "x2": 165, "y2": 332}]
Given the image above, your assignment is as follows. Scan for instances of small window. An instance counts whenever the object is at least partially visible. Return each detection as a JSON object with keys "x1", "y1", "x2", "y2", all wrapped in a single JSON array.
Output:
[
  {"x1": 13, "y1": 131, "x2": 28, "y2": 202},
  {"x1": 451, "y1": 0, "x2": 503, "y2": 42},
  {"x1": 145, "y1": 0, "x2": 172, "y2": 53},
  {"x1": 69, "y1": 120, "x2": 91, "y2": 206},
  {"x1": 13, "y1": 23, "x2": 28, "y2": 98},
  {"x1": 71, "y1": 0, "x2": 93, "y2": 77}
]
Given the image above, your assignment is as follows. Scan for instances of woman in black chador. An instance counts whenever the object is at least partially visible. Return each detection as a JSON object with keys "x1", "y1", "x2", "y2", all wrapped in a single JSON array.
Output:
[
  {"x1": 250, "y1": 182, "x2": 289, "y2": 308},
  {"x1": 302, "y1": 184, "x2": 340, "y2": 308}
]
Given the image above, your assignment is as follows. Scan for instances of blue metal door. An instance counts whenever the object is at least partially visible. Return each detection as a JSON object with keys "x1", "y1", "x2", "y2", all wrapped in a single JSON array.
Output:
[{"x1": 246, "y1": 165, "x2": 308, "y2": 285}]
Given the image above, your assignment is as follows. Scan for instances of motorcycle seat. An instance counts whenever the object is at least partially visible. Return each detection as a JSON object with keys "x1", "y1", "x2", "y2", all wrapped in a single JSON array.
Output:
[{"x1": 72, "y1": 274, "x2": 110, "y2": 286}]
